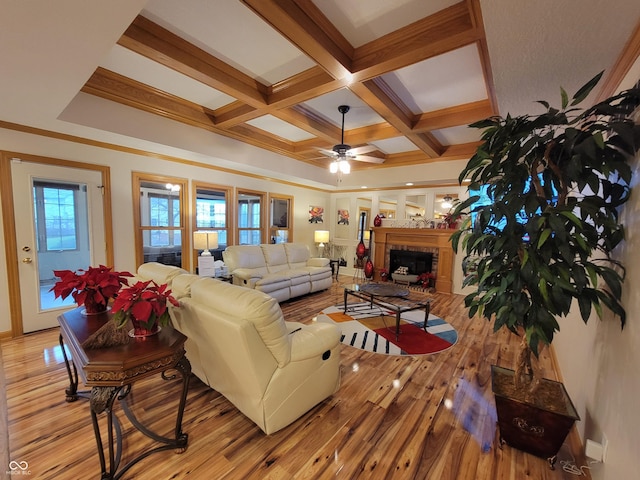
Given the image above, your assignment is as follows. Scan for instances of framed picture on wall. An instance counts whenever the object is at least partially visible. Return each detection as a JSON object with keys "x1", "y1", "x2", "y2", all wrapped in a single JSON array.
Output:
[
  {"x1": 337, "y1": 209, "x2": 349, "y2": 225},
  {"x1": 309, "y1": 205, "x2": 324, "y2": 223}
]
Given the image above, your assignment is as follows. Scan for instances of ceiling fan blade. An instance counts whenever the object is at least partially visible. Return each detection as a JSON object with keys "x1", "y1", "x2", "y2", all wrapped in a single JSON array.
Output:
[
  {"x1": 317, "y1": 148, "x2": 338, "y2": 158},
  {"x1": 347, "y1": 145, "x2": 378, "y2": 155}
]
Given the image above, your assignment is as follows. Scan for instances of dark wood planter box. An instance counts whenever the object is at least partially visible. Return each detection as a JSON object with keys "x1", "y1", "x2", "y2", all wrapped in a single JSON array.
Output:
[{"x1": 491, "y1": 365, "x2": 580, "y2": 468}]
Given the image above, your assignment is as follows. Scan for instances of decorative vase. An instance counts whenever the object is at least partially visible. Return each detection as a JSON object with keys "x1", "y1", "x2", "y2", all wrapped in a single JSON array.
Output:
[
  {"x1": 364, "y1": 259, "x2": 374, "y2": 279},
  {"x1": 129, "y1": 319, "x2": 160, "y2": 338},
  {"x1": 363, "y1": 226, "x2": 374, "y2": 279},
  {"x1": 356, "y1": 211, "x2": 367, "y2": 259},
  {"x1": 374, "y1": 214, "x2": 382, "y2": 227}
]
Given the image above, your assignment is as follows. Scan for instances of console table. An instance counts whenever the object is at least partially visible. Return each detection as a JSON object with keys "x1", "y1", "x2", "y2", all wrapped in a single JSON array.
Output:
[{"x1": 58, "y1": 308, "x2": 191, "y2": 479}]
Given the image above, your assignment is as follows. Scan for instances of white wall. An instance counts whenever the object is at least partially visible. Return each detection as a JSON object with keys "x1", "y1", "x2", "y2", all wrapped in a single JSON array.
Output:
[
  {"x1": 0, "y1": 126, "x2": 474, "y2": 335},
  {"x1": 553, "y1": 148, "x2": 640, "y2": 478},
  {"x1": 0, "y1": 127, "x2": 330, "y2": 333}
]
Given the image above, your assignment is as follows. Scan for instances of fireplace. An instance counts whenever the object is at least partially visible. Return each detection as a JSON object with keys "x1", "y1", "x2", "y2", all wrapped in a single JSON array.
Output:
[
  {"x1": 372, "y1": 228, "x2": 455, "y2": 293},
  {"x1": 389, "y1": 249, "x2": 433, "y2": 278}
]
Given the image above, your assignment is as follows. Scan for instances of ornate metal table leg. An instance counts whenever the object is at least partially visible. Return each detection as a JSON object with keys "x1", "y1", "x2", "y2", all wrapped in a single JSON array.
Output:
[
  {"x1": 173, "y1": 356, "x2": 191, "y2": 450},
  {"x1": 90, "y1": 386, "x2": 123, "y2": 480},
  {"x1": 59, "y1": 333, "x2": 78, "y2": 402}
]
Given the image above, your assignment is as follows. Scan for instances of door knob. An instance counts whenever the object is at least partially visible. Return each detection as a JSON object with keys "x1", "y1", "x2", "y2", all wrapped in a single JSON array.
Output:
[{"x1": 22, "y1": 257, "x2": 32, "y2": 264}]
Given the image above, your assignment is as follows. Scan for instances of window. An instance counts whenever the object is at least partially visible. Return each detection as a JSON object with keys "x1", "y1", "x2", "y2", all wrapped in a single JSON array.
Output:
[
  {"x1": 194, "y1": 183, "x2": 232, "y2": 260},
  {"x1": 237, "y1": 189, "x2": 265, "y2": 245},
  {"x1": 33, "y1": 181, "x2": 83, "y2": 251},
  {"x1": 469, "y1": 175, "x2": 557, "y2": 237},
  {"x1": 269, "y1": 194, "x2": 293, "y2": 243},
  {"x1": 133, "y1": 173, "x2": 187, "y2": 269}
]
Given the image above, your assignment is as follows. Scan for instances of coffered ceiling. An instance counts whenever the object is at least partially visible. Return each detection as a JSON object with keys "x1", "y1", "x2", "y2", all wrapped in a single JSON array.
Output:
[
  {"x1": 2, "y1": 1, "x2": 640, "y2": 190},
  {"x1": 84, "y1": 0, "x2": 493, "y2": 171}
]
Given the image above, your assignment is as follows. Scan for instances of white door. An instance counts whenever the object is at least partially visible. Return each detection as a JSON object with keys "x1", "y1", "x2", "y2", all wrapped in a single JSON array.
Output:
[{"x1": 12, "y1": 160, "x2": 106, "y2": 332}]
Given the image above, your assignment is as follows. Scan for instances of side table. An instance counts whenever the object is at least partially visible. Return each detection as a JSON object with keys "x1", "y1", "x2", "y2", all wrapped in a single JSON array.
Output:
[
  {"x1": 329, "y1": 259, "x2": 340, "y2": 280},
  {"x1": 58, "y1": 308, "x2": 191, "y2": 480}
]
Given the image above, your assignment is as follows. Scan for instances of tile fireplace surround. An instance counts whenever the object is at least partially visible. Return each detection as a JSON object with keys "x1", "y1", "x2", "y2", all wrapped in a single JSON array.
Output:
[{"x1": 371, "y1": 227, "x2": 456, "y2": 294}]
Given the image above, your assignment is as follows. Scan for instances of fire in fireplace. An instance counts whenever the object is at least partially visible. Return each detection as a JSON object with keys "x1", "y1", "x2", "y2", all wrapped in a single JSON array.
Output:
[{"x1": 389, "y1": 249, "x2": 433, "y2": 280}]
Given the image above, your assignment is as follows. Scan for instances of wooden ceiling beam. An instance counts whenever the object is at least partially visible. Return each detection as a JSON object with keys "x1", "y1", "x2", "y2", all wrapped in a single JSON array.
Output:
[
  {"x1": 353, "y1": 78, "x2": 443, "y2": 157},
  {"x1": 242, "y1": 0, "x2": 353, "y2": 80},
  {"x1": 352, "y1": 2, "x2": 481, "y2": 79},
  {"x1": 83, "y1": 68, "x2": 300, "y2": 158},
  {"x1": 274, "y1": 105, "x2": 340, "y2": 143},
  {"x1": 413, "y1": 100, "x2": 493, "y2": 132},
  {"x1": 119, "y1": 15, "x2": 268, "y2": 106},
  {"x1": 88, "y1": 2, "x2": 491, "y2": 171},
  {"x1": 83, "y1": 68, "x2": 217, "y2": 129}
]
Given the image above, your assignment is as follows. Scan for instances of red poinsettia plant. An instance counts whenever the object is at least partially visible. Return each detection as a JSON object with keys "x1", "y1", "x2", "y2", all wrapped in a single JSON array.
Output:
[
  {"x1": 418, "y1": 272, "x2": 436, "y2": 289},
  {"x1": 112, "y1": 280, "x2": 179, "y2": 332},
  {"x1": 51, "y1": 265, "x2": 132, "y2": 313}
]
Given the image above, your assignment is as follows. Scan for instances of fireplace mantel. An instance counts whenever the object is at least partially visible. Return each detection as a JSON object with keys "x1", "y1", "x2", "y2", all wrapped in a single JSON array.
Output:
[{"x1": 372, "y1": 227, "x2": 456, "y2": 294}]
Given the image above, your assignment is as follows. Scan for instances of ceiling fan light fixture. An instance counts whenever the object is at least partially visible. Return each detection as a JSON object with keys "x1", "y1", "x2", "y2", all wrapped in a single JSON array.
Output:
[
  {"x1": 329, "y1": 160, "x2": 339, "y2": 174},
  {"x1": 441, "y1": 195, "x2": 453, "y2": 209},
  {"x1": 339, "y1": 159, "x2": 350, "y2": 174}
]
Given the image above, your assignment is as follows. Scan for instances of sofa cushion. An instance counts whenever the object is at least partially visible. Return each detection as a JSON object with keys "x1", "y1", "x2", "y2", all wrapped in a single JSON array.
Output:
[
  {"x1": 255, "y1": 273, "x2": 291, "y2": 287},
  {"x1": 190, "y1": 278, "x2": 291, "y2": 366},
  {"x1": 307, "y1": 257, "x2": 330, "y2": 267},
  {"x1": 305, "y1": 266, "x2": 332, "y2": 280},
  {"x1": 171, "y1": 273, "x2": 201, "y2": 299},
  {"x1": 286, "y1": 269, "x2": 311, "y2": 286},
  {"x1": 224, "y1": 245, "x2": 267, "y2": 270},
  {"x1": 261, "y1": 244, "x2": 289, "y2": 273},
  {"x1": 284, "y1": 243, "x2": 310, "y2": 269}
]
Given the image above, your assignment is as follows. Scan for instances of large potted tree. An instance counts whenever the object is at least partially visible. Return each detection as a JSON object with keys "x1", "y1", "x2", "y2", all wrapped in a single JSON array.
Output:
[{"x1": 450, "y1": 72, "x2": 640, "y2": 467}]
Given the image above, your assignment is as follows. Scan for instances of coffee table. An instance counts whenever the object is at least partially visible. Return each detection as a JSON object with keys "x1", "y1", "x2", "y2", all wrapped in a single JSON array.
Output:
[{"x1": 343, "y1": 283, "x2": 432, "y2": 340}]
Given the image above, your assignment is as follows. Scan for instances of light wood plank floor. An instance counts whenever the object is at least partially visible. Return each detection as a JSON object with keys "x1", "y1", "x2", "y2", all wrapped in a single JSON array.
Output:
[{"x1": 1, "y1": 278, "x2": 590, "y2": 479}]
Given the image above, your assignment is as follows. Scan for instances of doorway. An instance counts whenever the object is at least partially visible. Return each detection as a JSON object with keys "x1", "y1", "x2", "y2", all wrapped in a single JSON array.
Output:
[{"x1": 2, "y1": 153, "x2": 112, "y2": 334}]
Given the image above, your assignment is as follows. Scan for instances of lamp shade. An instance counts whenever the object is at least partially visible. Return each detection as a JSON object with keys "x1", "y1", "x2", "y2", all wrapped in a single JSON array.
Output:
[
  {"x1": 314, "y1": 230, "x2": 330, "y2": 245},
  {"x1": 194, "y1": 231, "x2": 219, "y2": 256}
]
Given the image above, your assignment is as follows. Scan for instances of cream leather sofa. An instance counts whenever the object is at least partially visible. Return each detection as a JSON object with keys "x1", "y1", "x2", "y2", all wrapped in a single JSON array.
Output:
[
  {"x1": 169, "y1": 275, "x2": 341, "y2": 434},
  {"x1": 222, "y1": 243, "x2": 332, "y2": 302},
  {"x1": 128, "y1": 261, "x2": 188, "y2": 286}
]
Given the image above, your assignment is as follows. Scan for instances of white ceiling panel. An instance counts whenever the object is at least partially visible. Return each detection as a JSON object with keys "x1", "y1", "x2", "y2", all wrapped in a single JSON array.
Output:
[
  {"x1": 142, "y1": 0, "x2": 315, "y2": 84},
  {"x1": 383, "y1": 44, "x2": 487, "y2": 113},
  {"x1": 371, "y1": 136, "x2": 418, "y2": 154},
  {"x1": 302, "y1": 89, "x2": 386, "y2": 130},
  {"x1": 430, "y1": 125, "x2": 483, "y2": 145},
  {"x1": 246, "y1": 115, "x2": 316, "y2": 142},
  {"x1": 313, "y1": 0, "x2": 459, "y2": 47}
]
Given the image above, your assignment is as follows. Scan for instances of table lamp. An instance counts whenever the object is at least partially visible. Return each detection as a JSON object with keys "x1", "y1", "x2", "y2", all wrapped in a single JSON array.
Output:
[
  {"x1": 314, "y1": 230, "x2": 330, "y2": 256},
  {"x1": 193, "y1": 231, "x2": 218, "y2": 256}
]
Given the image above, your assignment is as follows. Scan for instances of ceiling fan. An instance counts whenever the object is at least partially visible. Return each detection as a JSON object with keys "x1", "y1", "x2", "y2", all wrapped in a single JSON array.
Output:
[
  {"x1": 318, "y1": 105, "x2": 384, "y2": 174},
  {"x1": 439, "y1": 195, "x2": 454, "y2": 209}
]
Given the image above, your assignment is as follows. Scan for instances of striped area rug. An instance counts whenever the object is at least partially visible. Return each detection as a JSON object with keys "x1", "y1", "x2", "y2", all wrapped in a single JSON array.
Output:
[{"x1": 315, "y1": 302, "x2": 458, "y2": 356}]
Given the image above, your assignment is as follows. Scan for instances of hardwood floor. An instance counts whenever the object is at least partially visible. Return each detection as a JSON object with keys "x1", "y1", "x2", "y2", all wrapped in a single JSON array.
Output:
[{"x1": 0, "y1": 278, "x2": 590, "y2": 479}]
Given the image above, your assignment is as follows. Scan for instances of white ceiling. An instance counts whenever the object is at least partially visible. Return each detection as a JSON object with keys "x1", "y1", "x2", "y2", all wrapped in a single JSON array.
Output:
[{"x1": 1, "y1": 0, "x2": 639, "y2": 190}]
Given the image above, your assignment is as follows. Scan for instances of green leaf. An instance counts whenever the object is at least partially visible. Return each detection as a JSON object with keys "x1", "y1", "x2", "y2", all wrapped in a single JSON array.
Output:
[
  {"x1": 571, "y1": 71, "x2": 604, "y2": 106},
  {"x1": 537, "y1": 228, "x2": 552, "y2": 249},
  {"x1": 561, "y1": 87, "x2": 569, "y2": 109},
  {"x1": 577, "y1": 292, "x2": 593, "y2": 322}
]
